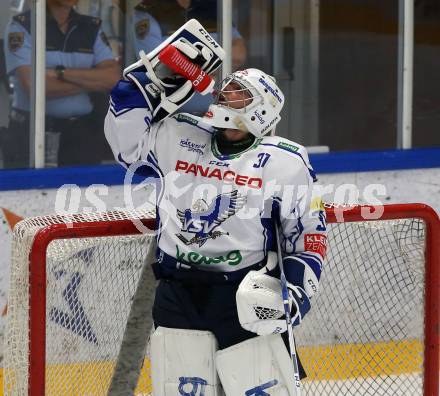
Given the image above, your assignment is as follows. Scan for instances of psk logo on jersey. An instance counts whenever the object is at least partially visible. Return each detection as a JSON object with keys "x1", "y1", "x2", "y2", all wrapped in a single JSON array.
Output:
[
  {"x1": 178, "y1": 376, "x2": 207, "y2": 396},
  {"x1": 176, "y1": 190, "x2": 247, "y2": 247},
  {"x1": 180, "y1": 138, "x2": 206, "y2": 155}
]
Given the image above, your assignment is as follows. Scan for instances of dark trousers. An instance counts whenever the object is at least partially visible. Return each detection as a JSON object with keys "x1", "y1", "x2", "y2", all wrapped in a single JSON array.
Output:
[
  {"x1": 152, "y1": 278, "x2": 307, "y2": 378},
  {"x1": 0, "y1": 109, "x2": 113, "y2": 168}
]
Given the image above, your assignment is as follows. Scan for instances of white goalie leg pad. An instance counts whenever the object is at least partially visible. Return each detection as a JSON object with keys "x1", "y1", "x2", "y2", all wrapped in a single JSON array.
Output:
[
  {"x1": 150, "y1": 327, "x2": 222, "y2": 396},
  {"x1": 216, "y1": 334, "x2": 298, "y2": 396}
]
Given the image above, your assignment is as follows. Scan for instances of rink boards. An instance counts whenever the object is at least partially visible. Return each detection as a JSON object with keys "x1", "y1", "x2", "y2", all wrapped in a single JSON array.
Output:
[{"x1": 0, "y1": 339, "x2": 425, "y2": 395}]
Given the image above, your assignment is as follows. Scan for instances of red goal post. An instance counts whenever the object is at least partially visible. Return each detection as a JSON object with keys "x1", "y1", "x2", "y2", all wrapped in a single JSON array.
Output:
[
  {"x1": 27, "y1": 212, "x2": 157, "y2": 396},
  {"x1": 4, "y1": 203, "x2": 440, "y2": 396}
]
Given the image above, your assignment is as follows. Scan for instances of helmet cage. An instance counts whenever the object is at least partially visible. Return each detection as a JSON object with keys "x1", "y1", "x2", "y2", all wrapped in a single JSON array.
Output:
[
  {"x1": 213, "y1": 74, "x2": 263, "y2": 113},
  {"x1": 201, "y1": 68, "x2": 284, "y2": 137}
]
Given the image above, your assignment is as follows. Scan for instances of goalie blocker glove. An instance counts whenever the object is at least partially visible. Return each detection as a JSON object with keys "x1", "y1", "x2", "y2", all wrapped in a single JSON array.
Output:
[
  {"x1": 236, "y1": 256, "x2": 320, "y2": 335},
  {"x1": 123, "y1": 40, "x2": 205, "y2": 122},
  {"x1": 120, "y1": 19, "x2": 224, "y2": 122}
]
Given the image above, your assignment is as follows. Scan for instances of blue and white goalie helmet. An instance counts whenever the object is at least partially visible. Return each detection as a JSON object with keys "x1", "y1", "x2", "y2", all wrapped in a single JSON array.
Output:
[{"x1": 202, "y1": 68, "x2": 285, "y2": 137}]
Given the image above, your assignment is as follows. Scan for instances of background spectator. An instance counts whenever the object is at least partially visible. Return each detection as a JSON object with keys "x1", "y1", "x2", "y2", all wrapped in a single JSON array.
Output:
[{"x1": 2, "y1": 0, "x2": 120, "y2": 168}]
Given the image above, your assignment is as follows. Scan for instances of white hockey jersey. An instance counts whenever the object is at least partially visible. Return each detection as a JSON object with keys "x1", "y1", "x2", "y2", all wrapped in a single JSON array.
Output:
[{"x1": 105, "y1": 83, "x2": 326, "y2": 285}]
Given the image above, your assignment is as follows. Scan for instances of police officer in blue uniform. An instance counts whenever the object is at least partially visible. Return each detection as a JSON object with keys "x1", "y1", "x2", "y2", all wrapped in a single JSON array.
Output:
[
  {"x1": 3, "y1": 0, "x2": 120, "y2": 168},
  {"x1": 131, "y1": 0, "x2": 246, "y2": 115}
]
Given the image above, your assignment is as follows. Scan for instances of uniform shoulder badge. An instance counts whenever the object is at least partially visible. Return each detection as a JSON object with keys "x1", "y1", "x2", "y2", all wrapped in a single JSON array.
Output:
[
  {"x1": 8, "y1": 32, "x2": 24, "y2": 52},
  {"x1": 175, "y1": 113, "x2": 198, "y2": 126},
  {"x1": 135, "y1": 19, "x2": 150, "y2": 40},
  {"x1": 277, "y1": 141, "x2": 299, "y2": 153}
]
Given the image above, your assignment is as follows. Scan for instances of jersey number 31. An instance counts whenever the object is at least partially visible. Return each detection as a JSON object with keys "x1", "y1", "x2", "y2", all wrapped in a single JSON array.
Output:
[{"x1": 253, "y1": 153, "x2": 271, "y2": 168}]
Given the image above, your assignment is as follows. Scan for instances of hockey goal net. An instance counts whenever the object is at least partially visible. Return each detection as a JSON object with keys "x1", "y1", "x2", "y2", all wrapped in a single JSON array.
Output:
[{"x1": 4, "y1": 203, "x2": 440, "y2": 396}]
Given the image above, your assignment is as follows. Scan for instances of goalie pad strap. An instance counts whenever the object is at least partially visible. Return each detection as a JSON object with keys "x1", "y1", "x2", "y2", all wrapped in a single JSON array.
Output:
[
  {"x1": 152, "y1": 80, "x2": 194, "y2": 121},
  {"x1": 216, "y1": 334, "x2": 298, "y2": 396},
  {"x1": 139, "y1": 49, "x2": 165, "y2": 91},
  {"x1": 150, "y1": 327, "x2": 222, "y2": 396}
]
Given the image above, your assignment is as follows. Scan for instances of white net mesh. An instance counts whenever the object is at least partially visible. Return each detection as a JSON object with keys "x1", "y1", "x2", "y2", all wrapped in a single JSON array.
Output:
[
  {"x1": 4, "y1": 208, "x2": 430, "y2": 395},
  {"x1": 4, "y1": 210, "x2": 157, "y2": 396},
  {"x1": 296, "y1": 217, "x2": 426, "y2": 395}
]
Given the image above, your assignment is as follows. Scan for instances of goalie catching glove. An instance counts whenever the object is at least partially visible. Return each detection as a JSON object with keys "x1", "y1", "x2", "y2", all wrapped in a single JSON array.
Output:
[
  {"x1": 123, "y1": 18, "x2": 224, "y2": 122},
  {"x1": 236, "y1": 256, "x2": 320, "y2": 336}
]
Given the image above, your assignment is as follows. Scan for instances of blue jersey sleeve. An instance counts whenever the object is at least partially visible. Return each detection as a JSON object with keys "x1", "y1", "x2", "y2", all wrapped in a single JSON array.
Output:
[
  {"x1": 93, "y1": 28, "x2": 115, "y2": 65},
  {"x1": 4, "y1": 21, "x2": 31, "y2": 73}
]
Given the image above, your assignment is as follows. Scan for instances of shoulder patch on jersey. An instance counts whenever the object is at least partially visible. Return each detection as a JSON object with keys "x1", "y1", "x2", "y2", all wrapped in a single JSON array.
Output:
[
  {"x1": 8, "y1": 32, "x2": 24, "y2": 52},
  {"x1": 172, "y1": 113, "x2": 214, "y2": 135},
  {"x1": 259, "y1": 139, "x2": 317, "y2": 182},
  {"x1": 135, "y1": 19, "x2": 150, "y2": 39},
  {"x1": 175, "y1": 113, "x2": 199, "y2": 126},
  {"x1": 277, "y1": 141, "x2": 299, "y2": 153}
]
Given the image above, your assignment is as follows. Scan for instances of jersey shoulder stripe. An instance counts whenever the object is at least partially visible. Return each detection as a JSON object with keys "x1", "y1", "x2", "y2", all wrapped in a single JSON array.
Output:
[
  {"x1": 260, "y1": 141, "x2": 317, "y2": 182},
  {"x1": 259, "y1": 137, "x2": 307, "y2": 160},
  {"x1": 259, "y1": 138, "x2": 304, "y2": 158},
  {"x1": 172, "y1": 113, "x2": 214, "y2": 135}
]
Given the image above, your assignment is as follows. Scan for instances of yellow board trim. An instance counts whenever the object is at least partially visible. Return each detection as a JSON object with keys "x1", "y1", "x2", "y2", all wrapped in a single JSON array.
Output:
[
  {"x1": 2, "y1": 361, "x2": 152, "y2": 396},
  {"x1": 299, "y1": 338, "x2": 423, "y2": 381},
  {"x1": 0, "y1": 339, "x2": 428, "y2": 394}
]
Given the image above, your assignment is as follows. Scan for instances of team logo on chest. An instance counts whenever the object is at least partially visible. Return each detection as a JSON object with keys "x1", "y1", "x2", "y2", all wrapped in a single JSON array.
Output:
[{"x1": 176, "y1": 190, "x2": 246, "y2": 247}]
